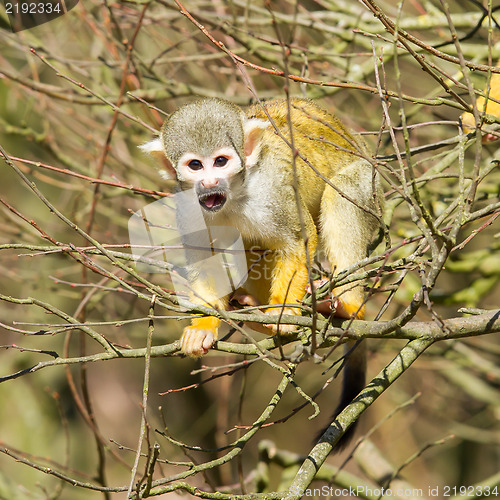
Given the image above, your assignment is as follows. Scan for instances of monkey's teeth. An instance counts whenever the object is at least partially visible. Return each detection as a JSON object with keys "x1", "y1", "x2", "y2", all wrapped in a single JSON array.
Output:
[{"x1": 200, "y1": 193, "x2": 226, "y2": 211}]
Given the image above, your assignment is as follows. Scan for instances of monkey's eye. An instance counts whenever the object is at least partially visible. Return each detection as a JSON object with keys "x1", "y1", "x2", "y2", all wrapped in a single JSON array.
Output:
[
  {"x1": 214, "y1": 156, "x2": 228, "y2": 167},
  {"x1": 188, "y1": 159, "x2": 203, "y2": 170}
]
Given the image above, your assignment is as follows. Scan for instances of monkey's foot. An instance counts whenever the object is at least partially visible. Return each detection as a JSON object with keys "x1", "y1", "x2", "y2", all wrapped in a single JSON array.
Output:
[
  {"x1": 305, "y1": 278, "x2": 336, "y2": 315},
  {"x1": 336, "y1": 300, "x2": 365, "y2": 320},
  {"x1": 308, "y1": 295, "x2": 364, "y2": 318},
  {"x1": 180, "y1": 317, "x2": 219, "y2": 357},
  {"x1": 316, "y1": 296, "x2": 364, "y2": 319},
  {"x1": 264, "y1": 307, "x2": 300, "y2": 334},
  {"x1": 305, "y1": 278, "x2": 329, "y2": 294},
  {"x1": 305, "y1": 279, "x2": 365, "y2": 319}
]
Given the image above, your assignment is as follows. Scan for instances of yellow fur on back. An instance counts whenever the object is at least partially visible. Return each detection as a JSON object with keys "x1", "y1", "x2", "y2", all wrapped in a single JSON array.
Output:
[{"x1": 246, "y1": 99, "x2": 367, "y2": 217}]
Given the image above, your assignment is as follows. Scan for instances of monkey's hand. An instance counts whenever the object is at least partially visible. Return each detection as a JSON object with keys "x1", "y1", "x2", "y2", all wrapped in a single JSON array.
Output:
[
  {"x1": 230, "y1": 289, "x2": 261, "y2": 308},
  {"x1": 180, "y1": 317, "x2": 219, "y2": 357},
  {"x1": 264, "y1": 307, "x2": 300, "y2": 334}
]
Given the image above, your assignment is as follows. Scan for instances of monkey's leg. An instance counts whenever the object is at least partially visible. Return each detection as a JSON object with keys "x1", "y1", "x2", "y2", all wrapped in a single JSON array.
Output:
[
  {"x1": 266, "y1": 235, "x2": 317, "y2": 333},
  {"x1": 319, "y1": 169, "x2": 376, "y2": 320}
]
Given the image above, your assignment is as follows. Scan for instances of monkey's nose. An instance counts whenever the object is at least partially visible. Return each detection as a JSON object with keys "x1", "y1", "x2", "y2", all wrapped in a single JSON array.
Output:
[{"x1": 202, "y1": 178, "x2": 219, "y2": 188}]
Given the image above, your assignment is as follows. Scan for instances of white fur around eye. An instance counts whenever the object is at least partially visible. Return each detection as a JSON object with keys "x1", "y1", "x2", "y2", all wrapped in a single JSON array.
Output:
[
  {"x1": 176, "y1": 154, "x2": 206, "y2": 183},
  {"x1": 211, "y1": 148, "x2": 244, "y2": 177}
]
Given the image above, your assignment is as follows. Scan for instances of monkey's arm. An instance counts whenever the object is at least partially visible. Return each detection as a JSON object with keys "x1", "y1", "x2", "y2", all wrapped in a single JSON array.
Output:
[
  {"x1": 180, "y1": 291, "x2": 228, "y2": 358},
  {"x1": 264, "y1": 202, "x2": 318, "y2": 333},
  {"x1": 265, "y1": 248, "x2": 312, "y2": 332},
  {"x1": 179, "y1": 242, "x2": 230, "y2": 357}
]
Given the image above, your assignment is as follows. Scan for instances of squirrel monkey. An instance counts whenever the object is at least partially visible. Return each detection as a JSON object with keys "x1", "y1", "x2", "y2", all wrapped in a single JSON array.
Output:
[{"x1": 141, "y1": 98, "x2": 382, "y2": 442}]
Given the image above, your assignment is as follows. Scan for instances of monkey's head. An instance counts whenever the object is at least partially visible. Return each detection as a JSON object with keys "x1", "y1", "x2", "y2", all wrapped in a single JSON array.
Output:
[{"x1": 140, "y1": 99, "x2": 268, "y2": 214}]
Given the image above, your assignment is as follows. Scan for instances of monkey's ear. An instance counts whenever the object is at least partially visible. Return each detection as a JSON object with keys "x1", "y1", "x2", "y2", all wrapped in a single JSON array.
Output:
[
  {"x1": 139, "y1": 137, "x2": 163, "y2": 156},
  {"x1": 139, "y1": 138, "x2": 176, "y2": 179},
  {"x1": 243, "y1": 118, "x2": 269, "y2": 168}
]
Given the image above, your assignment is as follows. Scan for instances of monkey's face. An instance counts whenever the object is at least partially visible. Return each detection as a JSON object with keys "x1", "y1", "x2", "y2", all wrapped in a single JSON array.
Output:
[
  {"x1": 140, "y1": 99, "x2": 269, "y2": 215},
  {"x1": 176, "y1": 146, "x2": 244, "y2": 213}
]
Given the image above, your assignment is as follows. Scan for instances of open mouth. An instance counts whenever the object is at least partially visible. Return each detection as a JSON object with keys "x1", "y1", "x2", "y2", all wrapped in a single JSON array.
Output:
[{"x1": 198, "y1": 191, "x2": 227, "y2": 212}]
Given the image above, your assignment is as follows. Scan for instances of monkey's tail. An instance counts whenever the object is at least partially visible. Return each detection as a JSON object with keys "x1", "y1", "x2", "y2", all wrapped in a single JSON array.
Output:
[{"x1": 316, "y1": 339, "x2": 367, "y2": 450}]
